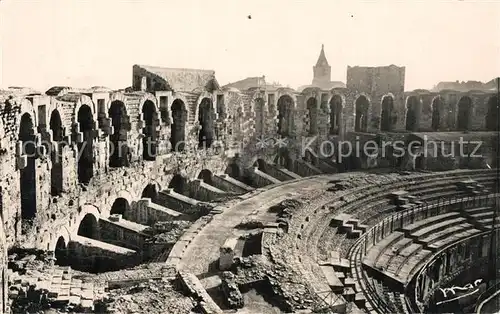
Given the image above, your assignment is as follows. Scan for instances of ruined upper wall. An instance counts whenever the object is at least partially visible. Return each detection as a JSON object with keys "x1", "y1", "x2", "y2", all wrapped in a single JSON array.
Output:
[{"x1": 346, "y1": 65, "x2": 405, "y2": 95}]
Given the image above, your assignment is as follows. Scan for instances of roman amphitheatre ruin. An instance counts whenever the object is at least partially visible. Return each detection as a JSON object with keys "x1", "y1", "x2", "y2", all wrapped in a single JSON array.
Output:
[{"x1": 0, "y1": 46, "x2": 498, "y2": 313}]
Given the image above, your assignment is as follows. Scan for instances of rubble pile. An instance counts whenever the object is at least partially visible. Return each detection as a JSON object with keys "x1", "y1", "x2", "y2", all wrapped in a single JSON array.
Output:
[
  {"x1": 145, "y1": 220, "x2": 192, "y2": 243},
  {"x1": 221, "y1": 271, "x2": 244, "y2": 309},
  {"x1": 103, "y1": 279, "x2": 195, "y2": 313},
  {"x1": 234, "y1": 255, "x2": 318, "y2": 312},
  {"x1": 9, "y1": 251, "x2": 106, "y2": 313}
]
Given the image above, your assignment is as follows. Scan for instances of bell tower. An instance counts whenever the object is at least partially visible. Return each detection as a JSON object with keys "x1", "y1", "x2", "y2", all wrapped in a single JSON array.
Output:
[{"x1": 312, "y1": 44, "x2": 331, "y2": 86}]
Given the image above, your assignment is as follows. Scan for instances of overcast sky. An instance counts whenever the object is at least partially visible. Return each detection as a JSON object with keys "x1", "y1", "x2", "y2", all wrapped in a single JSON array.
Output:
[{"x1": 1, "y1": 0, "x2": 499, "y2": 92}]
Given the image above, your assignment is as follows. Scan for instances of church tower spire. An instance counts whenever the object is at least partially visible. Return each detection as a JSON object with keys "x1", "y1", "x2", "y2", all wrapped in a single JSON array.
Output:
[{"x1": 313, "y1": 44, "x2": 331, "y2": 86}]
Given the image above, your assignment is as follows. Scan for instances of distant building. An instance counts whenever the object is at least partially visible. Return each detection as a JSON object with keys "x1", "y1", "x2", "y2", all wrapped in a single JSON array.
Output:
[
  {"x1": 432, "y1": 78, "x2": 498, "y2": 92},
  {"x1": 298, "y1": 45, "x2": 345, "y2": 92}
]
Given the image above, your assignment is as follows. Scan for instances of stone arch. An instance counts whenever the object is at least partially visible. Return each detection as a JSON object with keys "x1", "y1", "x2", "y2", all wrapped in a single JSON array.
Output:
[
  {"x1": 380, "y1": 94, "x2": 395, "y2": 131},
  {"x1": 15, "y1": 98, "x2": 37, "y2": 134},
  {"x1": 73, "y1": 95, "x2": 96, "y2": 120},
  {"x1": 109, "y1": 100, "x2": 130, "y2": 167},
  {"x1": 254, "y1": 158, "x2": 267, "y2": 172},
  {"x1": 168, "y1": 174, "x2": 188, "y2": 194},
  {"x1": 142, "y1": 183, "x2": 159, "y2": 202},
  {"x1": 405, "y1": 96, "x2": 421, "y2": 131},
  {"x1": 355, "y1": 95, "x2": 370, "y2": 132},
  {"x1": 274, "y1": 149, "x2": 293, "y2": 170},
  {"x1": 141, "y1": 99, "x2": 159, "y2": 161},
  {"x1": 457, "y1": 96, "x2": 473, "y2": 131},
  {"x1": 306, "y1": 97, "x2": 318, "y2": 136},
  {"x1": 49, "y1": 109, "x2": 64, "y2": 196},
  {"x1": 253, "y1": 97, "x2": 266, "y2": 135},
  {"x1": 277, "y1": 95, "x2": 294, "y2": 136},
  {"x1": 77, "y1": 104, "x2": 94, "y2": 184},
  {"x1": 198, "y1": 97, "x2": 215, "y2": 148},
  {"x1": 329, "y1": 94, "x2": 343, "y2": 135},
  {"x1": 110, "y1": 198, "x2": 131, "y2": 216},
  {"x1": 77, "y1": 213, "x2": 99, "y2": 239},
  {"x1": 198, "y1": 169, "x2": 214, "y2": 185},
  {"x1": 485, "y1": 95, "x2": 498, "y2": 131},
  {"x1": 49, "y1": 226, "x2": 71, "y2": 252},
  {"x1": 225, "y1": 163, "x2": 241, "y2": 179},
  {"x1": 431, "y1": 96, "x2": 445, "y2": 131},
  {"x1": 171, "y1": 98, "x2": 187, "y2": 152},
  {"x1": 19, "y1": 112, "x2": 37, "y2": 231},
  {"x1": 54, "y1": 236, "x2": 68, "y2": 266}
]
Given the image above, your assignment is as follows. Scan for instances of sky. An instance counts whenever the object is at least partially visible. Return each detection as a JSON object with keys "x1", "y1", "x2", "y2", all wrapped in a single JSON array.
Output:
[{"x1": 0, "y1": 0, "x2": 499, "y2": 92}]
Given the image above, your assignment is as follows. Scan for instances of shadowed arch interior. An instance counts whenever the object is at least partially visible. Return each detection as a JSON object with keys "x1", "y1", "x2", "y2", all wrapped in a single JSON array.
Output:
[
  {"x1": 54, "y1": 236, "x2": 67, "y2": 266},
  {"x1": 49, "y1": 109, "x2": 63, "y2": 196},
  {"x1": 110, "y1": 198, "x2": 130, "y2": 216},
  {"x1": 306, "y1": 97, "x2": 318, "y2": 135},
  {"x1": 254, "y1": 159, "x2": 267, "y2": 172},
  {"x1": 142, "y1": 100, "x2": 158, "y2": 161},
  {"x1": 405, "y1": 96, "x2": 420, "y2": 131},
  {"x1": 198, "y1": 169, "x2": 214, "y2": 185},
  {"x1": 355, "y1": 96, "x2": 369, "y2": 132},
  {"x1": 457, "y1": 96, "x2": 473, "y2": 131},
  {"x1": 19, "y1": 113, "x2": 37, "y2": 229},
  {"x1": 77, "y1": 105, "x2": 94, "y2": 184},
  {"x1": 277, "y1": 95, "x2": 294, "y2": 137},
  {"x1": 486, "y1": 95, "x2": 498, "y2": 131},
  {"x1": 380, "y1": 96, "x2": 394, "y2": 131},
  {"x1": 198, "y1": 98, "x2": 214, "y2": 148},
  {"x1": 329, "y1": 95, "x2": 343, "y2": 135},
  {"x1": 225, "y1": 163, "x2": 241, "y2": 179},
  {"x1": 168, "y1": 174, "x2": 188, "y2": 194},
  {"x1": 431, "y1": 97, "x2": 444, "y2": 131},
  {"x1": 77, "y1": 213, "x2": 99, "y2": 239},
  {"x1": 109, "y1": 100, "x2": 130, "y2": 167},
  {"x1": 171, "y1": 99, "x2": 187, "y2": 152},
  {"x1": 141, "y1": 183, "x2": 159, "y2": 202}
]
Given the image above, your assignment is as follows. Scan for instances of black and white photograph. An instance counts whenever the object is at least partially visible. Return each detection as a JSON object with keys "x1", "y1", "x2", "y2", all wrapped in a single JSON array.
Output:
[{"x1": 0, "y1": 0, "x2": 499, "y2": 313}]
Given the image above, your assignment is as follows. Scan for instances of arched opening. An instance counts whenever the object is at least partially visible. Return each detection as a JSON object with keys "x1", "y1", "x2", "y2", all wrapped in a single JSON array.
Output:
[
  {"x1": 329, "y1": 95, "x2": 343, "y2": 135},
  {"x1": 457, "y1": 96, "x2": 473, "y2": 131},
  {"x1": 142, "y1": 100, "x2": 158, "y2": 161},
  {"x1": 254, "y1": 98, "x2": 265, "y2": 135},
  {"x1": 141, "y1": 184, "x2": 159, "y2": 202},
  {"x1": 171, "y1": 99, "x2": 187, "y2": 152},
  {"x1": 110, "y1": 198, "x2": 130, "y2": 216},
  {"x1": 405, "y1": 96, "x2": 420, "y2": 131},
  {"x1": 198, "y1": 169, "x2": 214, "y2": 185},
  {"x1": 225, "y1": 163, "x2": 241, "y2": 179},
  {"x1": 431, "y1": 97, "x2": 444, "y2": 131},
  {"x1": 77, "y1": 213, "x2": 98, "y2": 239},
  {"x1": 380, "y1": 96, "x2": 394, "y2": 131},
  {"x1": 355, "y1": 96, "x2": 369, "y2": 132},
  {"x1": 54, "y1": 236, "x2": 67, "y2": 266},
  {"x1": 50, "y1": 110, "x2": 64, "y2": 196},
  {"x1": 168, "y1": 174, "x2": 188, "y2": 194},
  {"x1": 77, "y1": 105, "x2": 94, "y2": 184},
  {"x1": 109, "y1": 101, "x2": 130, "y2": 167},
  {"x1": 19, "y1": 113, "x2": 37, "y2": 229},
  {"x1": 277, "y1": 95, "x2": 294, "y2": 137},
  {"x1": 486, "y1": 95, "x2": 498, "y2": 131},
  {"x1": 274, "y1": 151, "x2": 292, "y2": 170},
  {"x1": 198, "y1": 98, "x2": 214, "y2": 149},
  {"x1": 306, "y1": 97, "x2": 318, "y2": 136},
  {"x1": 254, "y1": 159, "x2": 267, "y2": 172}
]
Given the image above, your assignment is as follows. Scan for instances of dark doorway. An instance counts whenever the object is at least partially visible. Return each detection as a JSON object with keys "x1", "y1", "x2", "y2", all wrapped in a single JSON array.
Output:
[
  {"x1": 306, "y1": 97, "x2": 318, "y2": 136},
  {"x1": 198, "y1": 98, "x2": 214, "y2": 149},
  {"x1": 142, "y1": 100, "x2": 158, "y2": 160},
  {"x1": 329, "y1": 95, "x2": 342, "y2": 135},
  {"x1": 77, "y1": 213, "x2": 99, "y2": 239},
  {"x1": 19, "y1": 113, "x2": 37, "y2": 229},
  {"x1": 50, "y1": 110, "x2": 64, "y2": 196},
  {"x1": 406, "y1": 96, "x2": 420, "y2": 131},
  {"x1": 171, "y1": 99, "x2": 187, "y2": 152},
  {"x1": 77, "y1": 105, "x2": 94, "y2": 184},
  {"x1": 277, "y1": 95, "x2": 294, "y2": 137},
  {"x1": 380, "y1": 96, "x2": 394, "y2": 131},
  {"x1": 109, "y1": 101, "x2": 130, "y2": 167},
  {"x1": 355, "y1": 96, "x2": 369, "y2": 132}
]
